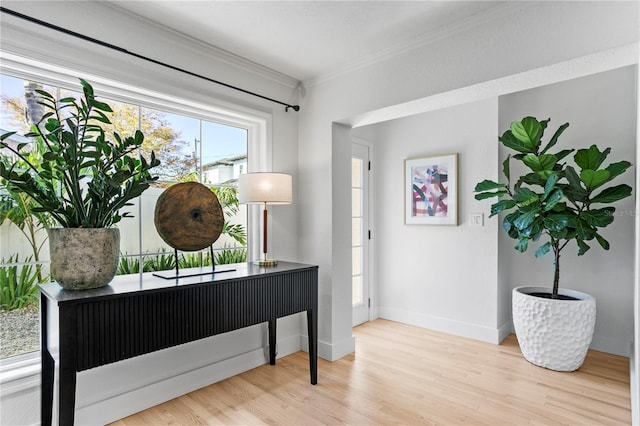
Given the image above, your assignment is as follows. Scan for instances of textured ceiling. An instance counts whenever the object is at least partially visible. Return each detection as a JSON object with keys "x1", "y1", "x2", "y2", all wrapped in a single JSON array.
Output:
[{"x1": 105, "y1": 1, "x2": 509, "y2": 83}]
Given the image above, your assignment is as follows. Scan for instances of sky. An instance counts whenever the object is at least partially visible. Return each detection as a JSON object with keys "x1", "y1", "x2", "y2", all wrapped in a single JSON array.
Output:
[{"x1": 0, "y1": 73, "x2": 247, "y2": 167}]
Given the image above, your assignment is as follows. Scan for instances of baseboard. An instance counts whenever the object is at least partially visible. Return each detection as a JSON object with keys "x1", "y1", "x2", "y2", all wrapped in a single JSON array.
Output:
[
  {"x1": 378, "y1": 307, "x2": 504, "y2": 344},
  {"x1": 300, "y1": 334, "x2": 355, "y2": 362},
  {"x1": 497, "y1": 320, "x2": 513, "y2": 343},
  {"x1": 75, "y1": 334, "x2": 302, "y2": 425}
]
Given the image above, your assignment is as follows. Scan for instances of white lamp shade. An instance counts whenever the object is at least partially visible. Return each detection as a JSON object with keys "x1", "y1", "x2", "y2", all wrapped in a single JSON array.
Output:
[{"x1": 238, "y1": 172, "x2": 292, "y2": 204}]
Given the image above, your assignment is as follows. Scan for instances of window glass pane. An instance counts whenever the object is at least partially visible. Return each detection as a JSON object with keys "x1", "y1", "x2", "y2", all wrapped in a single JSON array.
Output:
[
  {"x1": 1, "y1": 75, "x2": 56, "y2": 134},
  {"x1": 141, "y1": 108, "x2": 199, "y2": 182},
  {"x1": 352, "y1": 158, "x2": 362, "y2": 188},
  {"x1": 352, "y1": 188, "x2": 361, "y2": 217},
  {"x1": 99, "y1": 97, "x2": 141, "y2": 138},
  {"x1": 201, "y1": 121, "x2": 247, "y2": 185},
  {"x1": 352, "y1": 218, "x2": 361, "y2": 246},
  {"x1": 352, "y1": 275, "x2": 363, "y2": 305},
  {"x1": 0, "y1": 75, "x2": 57, "y2": 359},
  {"x1": 0, "y1": 71, "x2": 251, "y2": 361},
  {"x1": 352, "y1": 247, "x2": 361, "y2": 275}
]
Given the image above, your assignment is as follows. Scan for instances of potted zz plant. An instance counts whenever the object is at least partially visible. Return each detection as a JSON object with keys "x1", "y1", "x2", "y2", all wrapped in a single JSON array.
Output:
[
  {"x1": 474, "y1": 116, "x2": 632, "y2": 371},
  {"x1": 0, "y1": 79, "x2": 160, "y2": 290}
]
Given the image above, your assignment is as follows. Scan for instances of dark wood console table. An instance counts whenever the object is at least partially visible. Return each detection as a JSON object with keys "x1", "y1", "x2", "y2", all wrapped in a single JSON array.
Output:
[{"x1": 39, "y1": 261, "x2": 318, "y2": 425}]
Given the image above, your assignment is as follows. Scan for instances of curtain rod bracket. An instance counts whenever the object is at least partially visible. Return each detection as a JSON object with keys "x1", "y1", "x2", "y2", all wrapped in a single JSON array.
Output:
[{"x1": 0, "y1": 7, "x2": 301, "y2": 113}]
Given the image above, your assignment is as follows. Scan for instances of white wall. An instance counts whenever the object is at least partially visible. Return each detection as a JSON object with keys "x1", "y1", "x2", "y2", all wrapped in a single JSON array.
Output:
[
  {"x1": 299, "y1": 0, "x2": 639, "y2": 364},
  {"x1": 358, "y1": 98, "x2": 504, "y2": 342},
  {"x1": 498, "y1": 66, "x2": 637, "y2": 356},
  {"x1": 0, "y1": 2, "x2": 302, "y2": 425}
]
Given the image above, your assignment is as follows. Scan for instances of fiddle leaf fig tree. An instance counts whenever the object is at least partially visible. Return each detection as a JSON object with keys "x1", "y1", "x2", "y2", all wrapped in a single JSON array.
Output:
[
  {"x1": 0, "y1": 79, "x2": 160, "y2": 228},
  {"x1": 474, "y1": 117, "x2": 632, "y2": 297}
]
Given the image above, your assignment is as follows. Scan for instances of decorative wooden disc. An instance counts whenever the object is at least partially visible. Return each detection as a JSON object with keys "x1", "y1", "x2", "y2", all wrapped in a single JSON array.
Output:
[{"x1": 154, "y1": 182, "x2": 224, "y2": 251}]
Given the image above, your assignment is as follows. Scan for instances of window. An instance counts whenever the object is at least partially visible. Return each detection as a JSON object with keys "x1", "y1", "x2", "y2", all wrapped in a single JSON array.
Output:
[{"x1": 0, "y1": 71, "x2": 254, "y2": 361}]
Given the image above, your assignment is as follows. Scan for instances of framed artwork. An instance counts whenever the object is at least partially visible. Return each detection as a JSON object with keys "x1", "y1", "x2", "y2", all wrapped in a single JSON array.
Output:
[{"x1": 405, "y1": 153, "x2": 458, "y2": 225}]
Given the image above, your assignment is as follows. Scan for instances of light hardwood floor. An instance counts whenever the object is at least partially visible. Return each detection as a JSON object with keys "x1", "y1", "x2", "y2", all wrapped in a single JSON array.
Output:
[{"x1": 110, "y1": 319, "x2": 631, "y2": 425}]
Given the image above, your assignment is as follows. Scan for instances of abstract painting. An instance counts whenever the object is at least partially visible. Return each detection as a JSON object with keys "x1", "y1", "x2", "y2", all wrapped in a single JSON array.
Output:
[{"x1": 405, "y1": 153, "x2": 458, "y2": 225}]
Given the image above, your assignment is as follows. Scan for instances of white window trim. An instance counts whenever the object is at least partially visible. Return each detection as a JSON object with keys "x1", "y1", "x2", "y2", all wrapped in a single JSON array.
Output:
[{"x1": 0, "y1": 51, "x2": 273, "y2": 393}]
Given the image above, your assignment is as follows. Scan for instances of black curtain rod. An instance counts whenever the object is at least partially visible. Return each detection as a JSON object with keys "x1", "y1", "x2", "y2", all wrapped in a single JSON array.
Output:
[{"x1": 0, "y1": 7, "x2": 300, "y2": 112}]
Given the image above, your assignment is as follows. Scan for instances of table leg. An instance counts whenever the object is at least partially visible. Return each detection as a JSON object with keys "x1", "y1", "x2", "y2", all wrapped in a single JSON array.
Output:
[
  {"x1": 268, "y1": 319, "x2": 276, "y2": 365},
  {"x1": 40, "y1": 294, "x2": 54, "y2": 425},
  {"x1": 306, "y1": 309, "x2": 317, "y2": 385}
]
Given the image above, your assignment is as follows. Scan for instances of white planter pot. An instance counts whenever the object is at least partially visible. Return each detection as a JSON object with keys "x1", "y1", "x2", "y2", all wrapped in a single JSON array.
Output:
[{"x1": 512, "y1": 286, "x2": 596, "y2": 372}]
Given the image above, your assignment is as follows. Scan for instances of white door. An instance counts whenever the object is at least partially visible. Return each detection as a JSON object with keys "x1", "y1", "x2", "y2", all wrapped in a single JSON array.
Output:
[{"x1": 352, "y1": 142, "x2": 370, "y2": 326}]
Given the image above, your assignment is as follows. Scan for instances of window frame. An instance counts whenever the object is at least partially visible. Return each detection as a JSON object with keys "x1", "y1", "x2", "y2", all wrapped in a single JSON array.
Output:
[{"x1": 0, "y1": 52, "x2": 272, "y2": 390}]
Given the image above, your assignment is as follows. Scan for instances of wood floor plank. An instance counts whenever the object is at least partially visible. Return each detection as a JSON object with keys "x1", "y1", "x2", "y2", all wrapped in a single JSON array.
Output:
[{"x1": 111, "y1": 319, "x2": 631, "y2": 425}]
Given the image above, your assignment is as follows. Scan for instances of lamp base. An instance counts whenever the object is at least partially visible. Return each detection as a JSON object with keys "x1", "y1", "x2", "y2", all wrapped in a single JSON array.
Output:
[{"x1": 253, "y1": 259, "x2": 279, "y2": 267}]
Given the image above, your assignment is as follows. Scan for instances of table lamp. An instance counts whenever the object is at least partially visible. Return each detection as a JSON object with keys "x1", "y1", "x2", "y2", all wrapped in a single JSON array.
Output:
[{"x1": 238, "y1": 172, "x2": 292, "y2": 266}]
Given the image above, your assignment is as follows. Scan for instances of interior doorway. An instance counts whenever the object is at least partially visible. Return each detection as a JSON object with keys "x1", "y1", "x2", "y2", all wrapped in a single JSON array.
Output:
[{"x1": 352, "y1": 141, "x2": 370, "y2": 326}]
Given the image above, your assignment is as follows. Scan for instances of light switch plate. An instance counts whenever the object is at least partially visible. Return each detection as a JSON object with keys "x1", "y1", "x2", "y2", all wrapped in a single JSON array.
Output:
[{"x1": 469, "y1": 213, "x2": 484, "y2": 227}]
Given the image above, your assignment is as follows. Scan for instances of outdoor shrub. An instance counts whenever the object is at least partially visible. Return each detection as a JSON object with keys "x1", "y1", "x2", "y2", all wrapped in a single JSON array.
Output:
[
  {"x1": 215, "y1": 247, "x2": 247, "y2": 265},
  {"x1": 179, "y1": 251, "x2": 212, "y2": 269},
  {"x1": 117, "y1": 255, "x2": 142, "y2": 275},
  {"x1": 143, "y1": 250, "x2": 176, "y2": 272},
  {"x1": 0, "y1": 255, "x2": 40, "y2": 310}
]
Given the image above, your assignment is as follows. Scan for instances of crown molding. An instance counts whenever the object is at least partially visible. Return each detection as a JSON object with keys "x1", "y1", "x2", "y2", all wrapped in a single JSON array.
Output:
[
  {"x1": 98, "y1": 1, "x2": 300, "y2": 90},
  {"x1": 305, "y1": 2, "x2": 533, "y2": 88},
  {"x1": 0, "y1": 2, "x2": 300, "y2": 91}
]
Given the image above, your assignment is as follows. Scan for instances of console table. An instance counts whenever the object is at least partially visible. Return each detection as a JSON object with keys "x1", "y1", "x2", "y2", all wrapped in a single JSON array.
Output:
[{"x1": 39, "y1": 261, "x2": 318, "y2": 425}]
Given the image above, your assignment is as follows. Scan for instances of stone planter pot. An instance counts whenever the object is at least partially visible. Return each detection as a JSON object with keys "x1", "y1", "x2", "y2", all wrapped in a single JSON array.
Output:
[
  {"x1": 512, "y1": 286, "x2": 596, "y2": 372},
  {"x1": 48, "y1": 228, "x2": 120, "y2": 290}
]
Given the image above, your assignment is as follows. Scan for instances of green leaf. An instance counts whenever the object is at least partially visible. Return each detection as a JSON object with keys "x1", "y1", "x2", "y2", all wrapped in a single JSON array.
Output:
[
  {"x1": 577, "y1": 239, "x2": 591, "y2": 256},
  {"x1": 580, "y1": 169, "x2": 611, "y2": 190},
  {"x1": 575, "y1": 218, "x2": 597, "y2": 241},
  {"x1": 574, "y1": 145, "x2": 610, "y2": 171},
  {"x1": 522, "y1": 154, "x2": 556, "y2": 172},
  {"x1": 540, "y1": 122, "x2": 570, "y2": 154},
  {"x1": 42, "y1": 152, "x2": 58, "y2": 161},
  {"x1": 503, "y1": 211, "x2": 519, "y2": 233},
  {"x1": 580, "y1": 208, "x2": 615, "y2": 228},
  {"x1": 80, "y1": 78, "x2": 95, "y2": 100},
  {"x1": 0, "y1": 132, "x2": 17, "y2": 142},
  {"x1": 514, "y1": 208, "x2": 539, "y2": 230},
  {"x1": 595, "y1": 233, "x2": 610, "y2": 250},
  {"x1": 543, "y1": 173, "x2": 559, "y2": 200},
  {"x1": 513, "y1": 187, "x2": 539, "y2": 206},
  {"x1": 515, "y1": 238, "x2": 529, "y2": 253},
  {"x1": 515, "y1": 173, "x2": 545, "y2": 189},
  {"x1": 34, "y1": 89, "x2": 55, "y2": 99},
  {"x1": 553, "y1": 149, "x2": 574, "y2": 163},
  {"x1": 549, "y1": 227, "x2": 569, "y2": 240},
  {"x1": 590, "y1": 184, "x2": 632, "y2": 204},
  {"x1": 563, "y1": 165, "x2": 587, "y2": 201},
  {"x1": 543, "y1": 189, "x2": 564, "y2": 211},
  {"x1": 500, "y1": 131, "x2": 535, "y2": 154},
  {"x1": 475, "y1": 190, "x2": 506, "y2": 200},
  {"x1": 90, "y1": 99, "x2": 114, "y2": 113},
  {"x1": 605, "y1": 161, "x2": 632, "y2": 181},
  {"x1": 510, "y1": 117, "x2": 543, "y2": 149},
  {"x1": 552, "y1": 201, "x2": 567, "y2": 212},
  {"x1": 490, "y1": 199, "x2": 516, "y2": 217},
  {"x1": 544, "y1": 214, "x2": 569, "y2": 232},
  {"x1": 535, "y1": 241, "x2": 552, "y2": 258},
  {"x1": 474, "y1": 180, "x2": 505, "y2": 192},
  {"x1": 502, "y1": 155, "x2": 511, "y2": 183}
]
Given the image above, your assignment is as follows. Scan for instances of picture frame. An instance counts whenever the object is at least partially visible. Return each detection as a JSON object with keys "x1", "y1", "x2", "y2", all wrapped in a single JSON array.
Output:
[{"x1": 405, "y1": 153, "x2": 458, "y2": 225}]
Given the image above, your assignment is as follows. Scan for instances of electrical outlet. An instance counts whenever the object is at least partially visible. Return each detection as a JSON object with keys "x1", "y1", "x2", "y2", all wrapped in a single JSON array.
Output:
[{"x1": 469, "y1": 213, "x2": 484, "y2": 227}]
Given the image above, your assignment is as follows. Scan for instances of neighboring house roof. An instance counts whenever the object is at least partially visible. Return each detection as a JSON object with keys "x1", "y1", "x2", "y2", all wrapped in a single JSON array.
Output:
[{"x1": 203, "y1": 154, "x2": 247, "y2": 170}]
